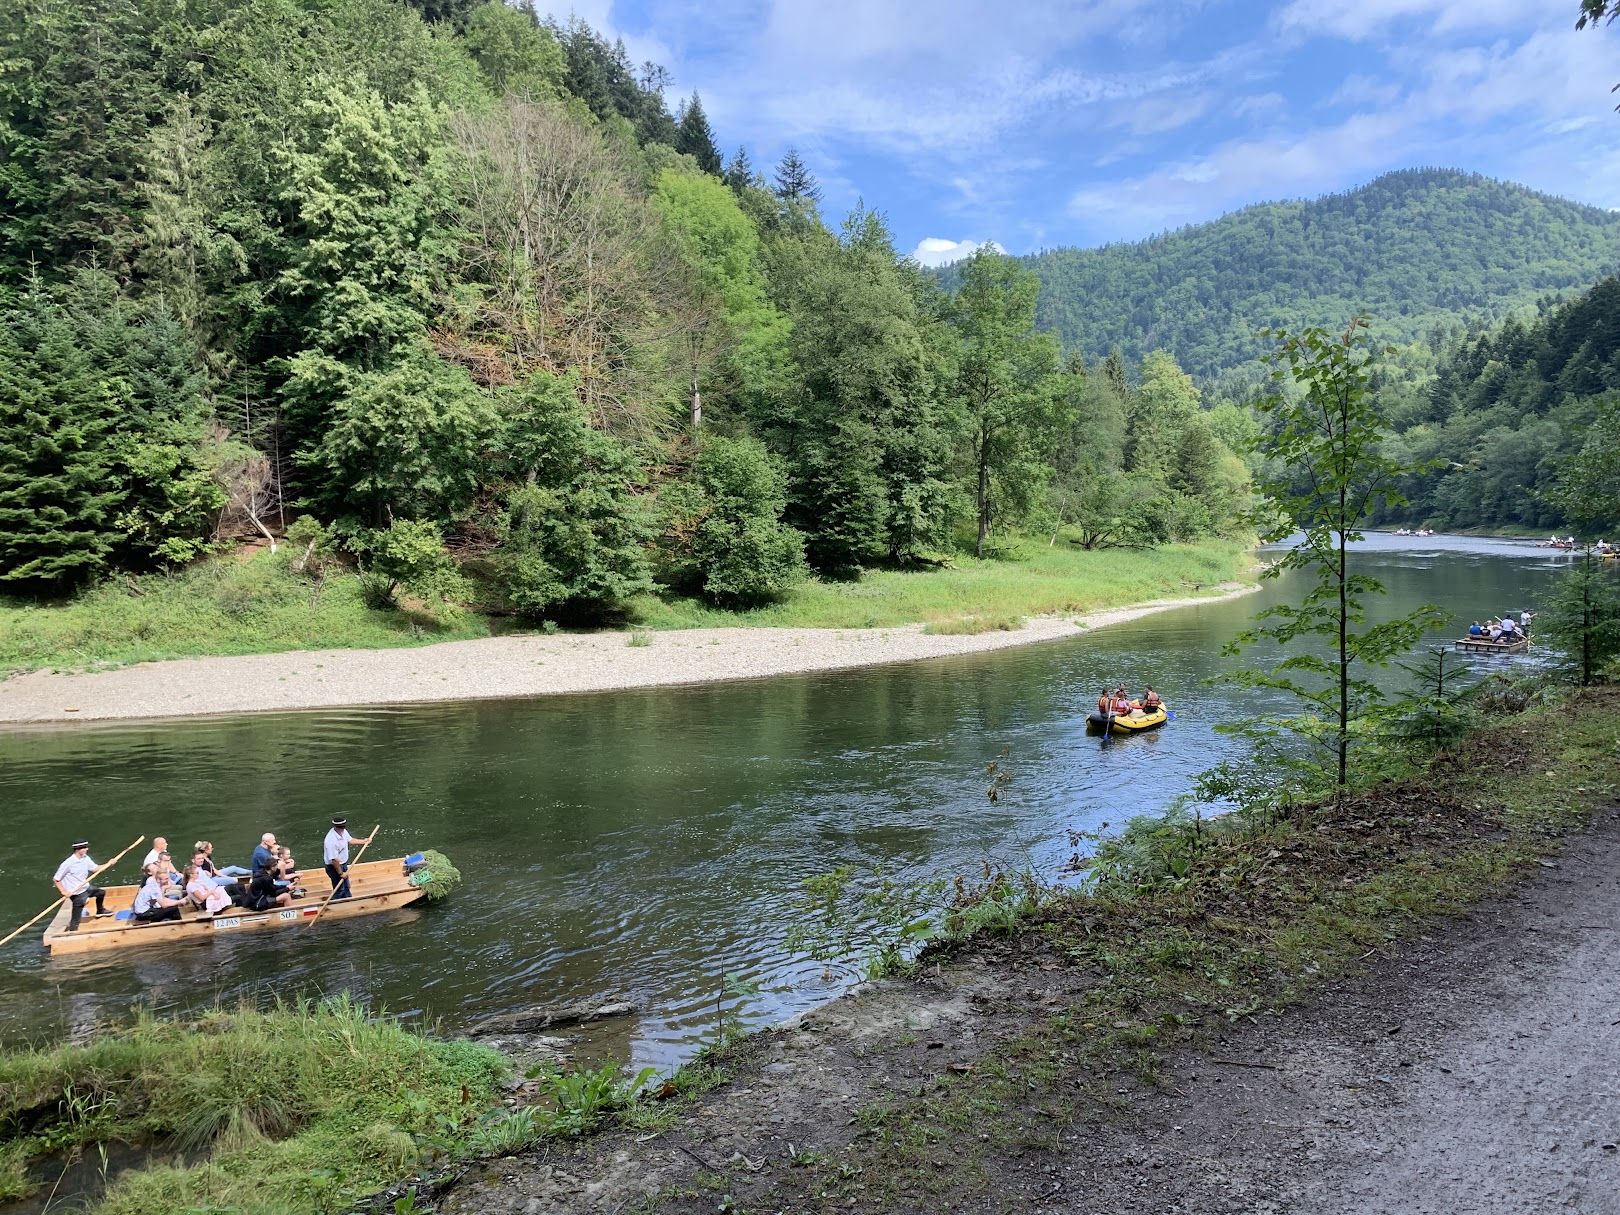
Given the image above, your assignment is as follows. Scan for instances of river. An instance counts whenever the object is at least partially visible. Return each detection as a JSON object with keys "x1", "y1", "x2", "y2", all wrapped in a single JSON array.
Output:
[{"x1": 0, "y1": 535, "x2": 1574, "y2": 1070}]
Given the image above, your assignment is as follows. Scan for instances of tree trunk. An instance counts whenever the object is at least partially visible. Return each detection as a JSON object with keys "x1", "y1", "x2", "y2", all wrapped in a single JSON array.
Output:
[
  {"x1": 976, "y1": 424, "x2": 990, "y2": 559},
  {"x1": 690, "y1": 374, "x2": 702, "y2": 431}
]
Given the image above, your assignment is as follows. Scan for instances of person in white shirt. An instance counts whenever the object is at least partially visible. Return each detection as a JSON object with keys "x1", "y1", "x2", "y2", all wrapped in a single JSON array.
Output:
[
  {"x1": 141, "y1": 837, "x2": 169, "y2": 870},
  {"x1": 133, "y1": 864, "x2": 183, "y2": 923},
  {"x1": 53, "y1": 840, "x2": 110, "y2": 932},
  {"x1": 322, "y1": 818, "x2": 375, "y2": 900},
  {"x1": 184, "y1": 864, "x2": 233, "y2": 916}
]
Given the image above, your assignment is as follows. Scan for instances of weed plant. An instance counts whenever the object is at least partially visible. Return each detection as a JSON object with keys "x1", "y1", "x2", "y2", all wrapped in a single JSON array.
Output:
[
  {"x1": 0, "y1": 997, "x2": 508, "y2": 1215},
  {"x1": 0, "y1": 549, "x2": 487, "y2": 675}
]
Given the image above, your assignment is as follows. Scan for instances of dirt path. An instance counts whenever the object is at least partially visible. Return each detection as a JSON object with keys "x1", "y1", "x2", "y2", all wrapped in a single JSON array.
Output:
[
  {"x1": 432, "y1": 806, "x2": 1620, "y2": 1215},
  {"x1": 1099, "y1": 805, "x2": 1620, "y2": 1215},
  {"x1": 0, "y1": 586, "x2": 1254, "y2": 724}
]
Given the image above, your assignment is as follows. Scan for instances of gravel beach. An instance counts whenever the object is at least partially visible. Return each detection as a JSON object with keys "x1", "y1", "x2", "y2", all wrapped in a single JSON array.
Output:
[{"x1": 0, "y1": 585, "x2": 1254, "y2": 725}]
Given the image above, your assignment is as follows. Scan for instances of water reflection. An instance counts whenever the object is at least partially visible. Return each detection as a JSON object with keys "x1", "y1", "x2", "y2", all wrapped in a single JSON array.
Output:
[{"x1": 0, "y1": 535, "x2": 1570, "y2": 1070}]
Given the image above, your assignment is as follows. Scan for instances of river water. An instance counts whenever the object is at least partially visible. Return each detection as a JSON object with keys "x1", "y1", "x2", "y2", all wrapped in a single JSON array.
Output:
[{"x1": 0, "y1": 535, "x2": 1574, "y2": 1070}]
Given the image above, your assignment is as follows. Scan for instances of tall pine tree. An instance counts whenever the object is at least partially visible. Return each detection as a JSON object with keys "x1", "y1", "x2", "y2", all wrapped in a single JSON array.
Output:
[
  {"x1": 773, "y1": 148, "x2": 820, "y2": 203},
  {"x1": 675, "y1": 93, "x2": 722, "y2": 175}
]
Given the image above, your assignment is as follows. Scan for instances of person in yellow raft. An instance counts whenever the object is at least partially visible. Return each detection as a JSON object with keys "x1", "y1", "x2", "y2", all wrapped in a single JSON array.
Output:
[
  {"x1": 323, "y1": 817, "x2": 375, "y2": 900},
  {"x1": 53, "y1": 840, "x2": 113, "y2": 932}
]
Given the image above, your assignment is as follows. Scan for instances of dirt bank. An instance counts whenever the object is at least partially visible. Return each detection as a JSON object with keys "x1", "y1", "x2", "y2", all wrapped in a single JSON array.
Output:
[
  {"x1": 426, "y1": 690, "x2": 1620, "y2": 1215},
  {"x1": 0, "y1": 585, "x2": 1254, "y2": 724}
]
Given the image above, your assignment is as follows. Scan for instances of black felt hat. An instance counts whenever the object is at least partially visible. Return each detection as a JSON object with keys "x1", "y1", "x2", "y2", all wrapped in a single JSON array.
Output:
[
  {"x1": 72, "y1": 839, "x2": 90, "y2": 850},
  {"x1": 331, "y1": 817, "x2": 347, "y2": 828}
]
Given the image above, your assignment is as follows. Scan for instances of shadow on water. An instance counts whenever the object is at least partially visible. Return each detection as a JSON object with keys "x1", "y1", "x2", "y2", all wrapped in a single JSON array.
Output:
[{"x1": 0, "y1": 535, "x2": 1573, "y2": 1072}]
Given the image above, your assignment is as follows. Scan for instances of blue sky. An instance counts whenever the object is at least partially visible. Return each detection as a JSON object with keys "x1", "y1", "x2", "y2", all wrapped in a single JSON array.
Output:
[{"x1": 539, "y1": 0, "x2": 1620, "y2": 264}]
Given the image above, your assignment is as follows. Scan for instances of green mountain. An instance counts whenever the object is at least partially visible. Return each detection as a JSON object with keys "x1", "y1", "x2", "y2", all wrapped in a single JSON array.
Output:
[{"x1": 1023, "y1": 169, "x2": 1620, "y2": 384}]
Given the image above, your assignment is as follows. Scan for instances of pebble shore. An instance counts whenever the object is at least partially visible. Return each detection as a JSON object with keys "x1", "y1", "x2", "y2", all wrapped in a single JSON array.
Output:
[{"x1": 0, "y1": 585, "x2": 1255, "y2": 725}]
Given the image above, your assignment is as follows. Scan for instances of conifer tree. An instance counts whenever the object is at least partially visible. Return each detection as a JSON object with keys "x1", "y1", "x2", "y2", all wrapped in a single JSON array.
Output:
[
  {"x1": 675, "y1": 93, "x2": 723, "y2": 175},
  {"x1": 773, "y1": 148, "x2": 820, "y2": 203},
  {"x1": 724, "y1": 147, "x2": 759, "y2": 194}
]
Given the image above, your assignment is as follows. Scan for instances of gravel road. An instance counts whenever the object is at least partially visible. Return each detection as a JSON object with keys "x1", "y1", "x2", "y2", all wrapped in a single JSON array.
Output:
[
  {"x1": 0, "y1": 587, "x2": 1252, "y2": 724},
  {"x1": 1084, "y1": 808, "x2": 1620, "y2": 1214}
]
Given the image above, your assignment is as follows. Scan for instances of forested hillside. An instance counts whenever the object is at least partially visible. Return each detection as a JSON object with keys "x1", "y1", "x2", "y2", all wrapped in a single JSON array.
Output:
[
  {"x1": 1370, "y1": 275, "x2": 1620, "y2": 533},
  {"x1": 0, "y1": 0, "x2": 1251, "y2": 621},
  {"x1": 1022, "y1": 170, "x2": 1620, "y2": 385}
]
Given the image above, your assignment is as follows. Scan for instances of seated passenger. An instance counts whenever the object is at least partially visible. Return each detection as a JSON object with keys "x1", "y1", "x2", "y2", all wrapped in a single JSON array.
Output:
[
  {"x1": 1111, "y1": 694, "x2": 1133, "y2": 716},
  {"x1": 133, "y1": 864, "x2": 183, "y2": 923},
  {"x1": 245, "y1": 870, "x2": 293, "y2": 912},
  {"x1": 191, "y1": 848, "x2": 244, "y2": 901},
  {"x1": 1141, "y1": 686, "x2": 1162, "y2": 709},
  {"x1": 1097, "y1": 688, "x2": 1113, "y2": 716},
  {"x1": 1468, "y1": 621, "x2": 1483, "y2": 636},
  {"x1": 184, "y1": 864, "x2": 233, "y2": 916},
  {"x1": 275, "y1": 847, "x2": 305, "y2": 898}
]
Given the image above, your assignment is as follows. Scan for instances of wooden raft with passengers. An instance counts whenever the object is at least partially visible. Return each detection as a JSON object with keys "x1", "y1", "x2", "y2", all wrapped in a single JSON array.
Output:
[
  {"x1": 39, "y1": 853, "x2": 439, "y2": 956},
  {"x1": 1455, "y1": 612, "x2": 1533, "y2": 656}
]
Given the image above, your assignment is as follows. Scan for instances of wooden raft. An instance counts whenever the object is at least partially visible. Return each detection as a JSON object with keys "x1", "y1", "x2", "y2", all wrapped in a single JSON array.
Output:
[
  {"x1": 1455, "y1": 636, "x2": 1530, "y2": 655},
  {"x1": 41, "y1": 856, "x2": 429, "y2": 957}
]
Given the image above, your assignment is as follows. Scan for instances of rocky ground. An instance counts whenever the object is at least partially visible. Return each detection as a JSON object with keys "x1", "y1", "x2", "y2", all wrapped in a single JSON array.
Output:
[
  {"x1": 429, "y1": 762, "x2": 1620, "y2": 1213},
  {"x1": 0, "y1": 587, "x2": 1254, "y2": 723}
]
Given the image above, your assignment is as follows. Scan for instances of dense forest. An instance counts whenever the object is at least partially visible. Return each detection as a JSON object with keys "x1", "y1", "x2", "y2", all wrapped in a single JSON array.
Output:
[
  {"x1": 1369, "y1": 275, "x2": 1620, "y2": 533},
  {"x1": 1017, "y1": 170, "x2": 1620, "y2": 388},
  {"x1": 0, "y1": 0, "x2": 1252, "y2": 616}
]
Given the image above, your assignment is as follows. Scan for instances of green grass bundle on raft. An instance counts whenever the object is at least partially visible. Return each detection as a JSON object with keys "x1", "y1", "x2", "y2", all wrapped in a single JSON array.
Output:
[{"x1": 410, "y1": 849, "x2": 462, "y2": 901}]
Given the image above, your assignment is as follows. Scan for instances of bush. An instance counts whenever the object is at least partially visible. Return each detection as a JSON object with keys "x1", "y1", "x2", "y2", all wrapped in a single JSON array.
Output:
[{"x1": 671, "y1": 436, "x2": 806, "y2": 606}]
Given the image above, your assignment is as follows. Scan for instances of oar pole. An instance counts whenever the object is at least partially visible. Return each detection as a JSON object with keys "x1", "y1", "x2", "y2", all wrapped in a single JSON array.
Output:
[
  {"x1": 304, "y1": 824, "x2": 380, "y2": 928},
  {"x1": 0, "y1": 835, "x2": 145, "y2": 950}
]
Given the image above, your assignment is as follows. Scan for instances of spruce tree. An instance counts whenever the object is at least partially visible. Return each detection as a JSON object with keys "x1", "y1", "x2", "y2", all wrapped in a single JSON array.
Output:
[
  {"x1": 0, "y1": 279, "x2": 121, "y2": 584},
  {"x1": 724, "y1": 147, "x2": 758, "y2": 194},
  {"x1": 773, "y1": 148, "x2": 820, "y2": 203},
  {"x1": 675, "y1": 93, "x2": 723, "y2": 175}
]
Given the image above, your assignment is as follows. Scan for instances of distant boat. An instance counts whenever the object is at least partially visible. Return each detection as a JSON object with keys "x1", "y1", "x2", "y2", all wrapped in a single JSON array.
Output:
[
  {"x1": 1455, "y1": 636, "x2": 1529, "y2": 656},
  {"x1": 41, "y1": 856, "x2": 433, "y2": 956}
]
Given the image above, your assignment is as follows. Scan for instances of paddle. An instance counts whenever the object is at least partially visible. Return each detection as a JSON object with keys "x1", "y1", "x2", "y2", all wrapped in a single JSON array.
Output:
[
  {"x1": 0, "y1": 835, "x2": 145, "y2": 949},
  {"x1": 304, "y1": 823, "x2": 380, "y2": 929}
]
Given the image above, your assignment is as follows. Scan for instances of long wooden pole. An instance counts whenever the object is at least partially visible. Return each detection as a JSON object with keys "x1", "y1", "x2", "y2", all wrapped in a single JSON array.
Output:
[
  {"x1": 304, "y1": 824, "x2": 380, "y2": 928},
  {"x1": 0, "y1": 835, "x2": 145, "y2": 949}
]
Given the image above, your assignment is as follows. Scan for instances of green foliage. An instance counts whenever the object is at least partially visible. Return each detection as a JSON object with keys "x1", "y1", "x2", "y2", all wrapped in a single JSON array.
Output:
[
  {"x1": 462, "y1": 2, "x2": 565, "y2": 98},
  {"x1": 0, "y1": 272, "x2": 218, "y2": 584},
  {"x1": 952, "y1": 247, "x2": 1064, "y2": 557},
  {"x1": 1370, "y1": 277, "x2": 1620, "y2": 532},
  {"x1": 355, "y1": 519, "x2": 467, "y2": 613},
  {"x1": 0, "y1": 998, "x2": 509, "y2": 1215},
  {"x1": 785, "y1": 865, "x2": 947, "y2": 980},
  {"x1": 766, "y1": 206, "x2": 958, "y2": 569},
  {"x1": 1538, "y1": 549, "x2": 1620, "y2": 685},
  {"x1": 1225, "y1": 319, "x2": 1446, "y2": 789},
  {"x1": 530, "y1": 1061, "x2": 659, "y2": 1136},
  {"x1": 490, "y1": 374, "x2": 653, "y2": 620},
  {"x1": 661, "y1": 436, "x2": 806, "y2": 604},
  {"x1": 410, "y1": 848, "x2": 464, "y2": 901},
  {"x1": 1019, "y1": 169, "x2": 1620, "y2": 387},
  {"x1": 0, "y1": 547, "x2": 488, "y2": 675}
]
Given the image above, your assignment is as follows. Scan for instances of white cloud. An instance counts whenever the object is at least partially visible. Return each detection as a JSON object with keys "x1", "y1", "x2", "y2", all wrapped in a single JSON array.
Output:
[
  {"x1": 1274, "y1": 0, "x2": 1543, "y2": 42},
  {"x1": 1069, "y1": 19, "x2": 1620, "y2": 236},
  {"x1": 910, "y1": 237, "x2": 1006, "y2": 266}
]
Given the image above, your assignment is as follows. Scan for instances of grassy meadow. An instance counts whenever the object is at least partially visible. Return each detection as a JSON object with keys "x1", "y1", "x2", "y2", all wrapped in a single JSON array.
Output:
[{"x1": 0, "y1": 537, "x2": 1255, "y2": 676}]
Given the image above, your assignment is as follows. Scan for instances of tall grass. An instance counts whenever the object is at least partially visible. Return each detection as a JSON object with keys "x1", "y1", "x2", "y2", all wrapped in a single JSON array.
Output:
[
  {"x1": 0, "y1": 537, "x2": 1252, "y2": 675},
  {"x1": 632, "y1": 537, "x2": 1253, "y2": 630},
  {"x1": 0, "y1": 551, "x2": 489, "y2": 675},
  {"x1": 0, "y1": 998, "x2": 508, "y2": 1215}
]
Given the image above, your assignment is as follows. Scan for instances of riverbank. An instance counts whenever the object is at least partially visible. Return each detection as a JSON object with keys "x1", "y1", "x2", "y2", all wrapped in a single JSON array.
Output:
[
  {"x1": 0, "y1": 538, "x2": 1251, "y2": 678},
  {"x1": 427, "y1": 684, "x2": 1620, "y2": 1215},
  {"x1": 0, "y1": 583, "x2": 1256, "y2": 724}
]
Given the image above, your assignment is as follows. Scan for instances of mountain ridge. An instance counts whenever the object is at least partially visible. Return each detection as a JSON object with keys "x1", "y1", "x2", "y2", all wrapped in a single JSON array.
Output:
[{"x1": 999, "y1": 168, "x2": 1620, "y2": 385}]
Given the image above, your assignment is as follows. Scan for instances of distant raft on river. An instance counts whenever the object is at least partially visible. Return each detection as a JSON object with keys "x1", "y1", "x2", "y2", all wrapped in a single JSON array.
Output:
[
  {"x1": 1086, "y1": 702, "x2": 1170, "y2": 733},
  {"x1": 41, "y1": 850, "x2": 461, "y2": 957}
]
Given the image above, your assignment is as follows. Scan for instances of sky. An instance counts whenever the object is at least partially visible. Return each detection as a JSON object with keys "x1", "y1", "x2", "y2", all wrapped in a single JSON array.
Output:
[{"x1": 537, "y1": 0, "x2": 1620, "y2": 265}]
